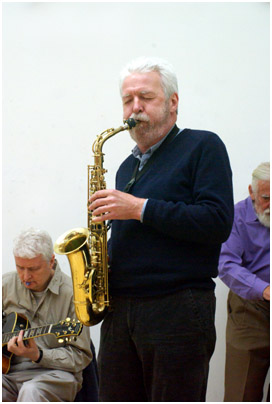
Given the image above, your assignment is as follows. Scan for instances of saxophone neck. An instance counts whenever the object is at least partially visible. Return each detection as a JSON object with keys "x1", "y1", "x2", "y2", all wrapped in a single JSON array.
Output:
[
  {"x1": 92, "y1": 119, "x2": 137, "y2": 154},
  {"x1": 92, "y1": 127, "x2": 123, "y2": 154}
]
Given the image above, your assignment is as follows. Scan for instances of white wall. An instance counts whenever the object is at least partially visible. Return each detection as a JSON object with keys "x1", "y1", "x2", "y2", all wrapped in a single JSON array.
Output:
[{"x1": 2, "y1": 2, "x2": 270, "y2": 401}]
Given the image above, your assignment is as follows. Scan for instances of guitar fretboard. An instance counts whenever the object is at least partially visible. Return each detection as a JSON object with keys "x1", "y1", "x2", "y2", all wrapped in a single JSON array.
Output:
[{"x1": 2, "y1": 325, "x2": 53, "y2": 344}]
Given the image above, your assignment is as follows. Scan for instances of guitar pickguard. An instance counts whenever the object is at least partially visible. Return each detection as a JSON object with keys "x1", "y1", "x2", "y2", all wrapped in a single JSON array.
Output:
[{"x1": 2, "y1": 312, "x2": 29, "y2": 374}]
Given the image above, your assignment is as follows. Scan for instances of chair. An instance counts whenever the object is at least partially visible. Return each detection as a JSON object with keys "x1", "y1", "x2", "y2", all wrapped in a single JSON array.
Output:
[{"x1": 75, "y1": 341, "x2": 99, "y2": 402}]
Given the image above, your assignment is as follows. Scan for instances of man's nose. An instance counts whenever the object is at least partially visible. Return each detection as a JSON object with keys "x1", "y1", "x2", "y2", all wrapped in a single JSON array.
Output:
[
  {"x1": 24, "y1": 270, "x2": 31, "y2": 280},
  {"x1": 132, "y1": 97, "x2": 144, "y2": 114}
]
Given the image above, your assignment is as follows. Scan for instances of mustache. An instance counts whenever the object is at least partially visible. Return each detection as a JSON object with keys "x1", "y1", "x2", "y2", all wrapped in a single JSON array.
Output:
[
  {"x1": 264, "y1": 208, "x2": 270, "y2": 215},
  {"x1": 129, "y1": 113, "x2": 150, "y2": 123}
]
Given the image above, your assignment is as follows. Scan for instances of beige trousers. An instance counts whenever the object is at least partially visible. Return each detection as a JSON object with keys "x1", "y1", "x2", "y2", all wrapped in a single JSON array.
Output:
[
  {"x1": 2, "y1": 367, "x2": 80, "y2": 402},
  {"x1": 224, "y1": 290, "x2": 270, "y2": 402}
]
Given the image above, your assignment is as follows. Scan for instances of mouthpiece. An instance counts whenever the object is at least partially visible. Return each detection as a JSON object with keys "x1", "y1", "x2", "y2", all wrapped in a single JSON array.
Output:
[{"x1": 125, "y1": 118, "x2": 137, "y2": 129}]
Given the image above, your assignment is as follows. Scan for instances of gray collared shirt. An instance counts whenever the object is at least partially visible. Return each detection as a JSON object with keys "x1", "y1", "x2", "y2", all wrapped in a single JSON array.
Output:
[
  {"x1": 132, "y1": 134, "x2": 168, "y2": 171},
  {"x1": 2, "y1": 261, "x2": 92, "y2": 382}
]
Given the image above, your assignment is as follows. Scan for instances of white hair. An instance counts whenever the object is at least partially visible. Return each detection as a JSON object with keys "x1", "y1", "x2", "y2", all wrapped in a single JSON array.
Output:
[
  {"x1": 13, "y1": 228, "x2": 54, "y2": 263},
  {"x1": 119, "y1": 56, "x2": 179, "y2": 100},
  {"x1": 251, "y1": 162, "x2": 270, "y2": 193}
]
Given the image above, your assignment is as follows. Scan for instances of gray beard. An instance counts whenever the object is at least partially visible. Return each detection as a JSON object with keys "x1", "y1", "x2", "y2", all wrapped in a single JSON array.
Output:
[
  {"x1": 128, "y1": 104, "x2": 170, "y2": 149},
  {"x1": 129, "y1": 122, "x2": 164, "y2": 149},
  {"x1": 256, "y1": 211, "x2": 270, "y2": 228}
]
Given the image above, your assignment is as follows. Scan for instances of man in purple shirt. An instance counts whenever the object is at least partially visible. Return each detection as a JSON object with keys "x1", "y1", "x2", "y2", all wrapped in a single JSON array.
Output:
[{"x1": 219, "y1": 161, "x2": 270, "y2": 402}]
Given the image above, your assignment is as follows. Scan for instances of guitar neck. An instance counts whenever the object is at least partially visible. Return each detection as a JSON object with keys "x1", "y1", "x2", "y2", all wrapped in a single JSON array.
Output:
[{"x1": 2, "y1": 324, "x2": 53, "y2": 345}]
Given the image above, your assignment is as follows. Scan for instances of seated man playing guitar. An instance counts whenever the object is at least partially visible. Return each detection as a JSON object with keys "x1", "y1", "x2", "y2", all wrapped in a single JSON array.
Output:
[{"x1": 2, "y1": 228, "x2": 92, "y2": 402}]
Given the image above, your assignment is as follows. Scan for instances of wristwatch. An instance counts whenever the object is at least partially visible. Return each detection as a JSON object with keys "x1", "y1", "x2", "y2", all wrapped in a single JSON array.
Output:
[{"x1": 32, "y1": 348, "x2": 43, "y2": 364}]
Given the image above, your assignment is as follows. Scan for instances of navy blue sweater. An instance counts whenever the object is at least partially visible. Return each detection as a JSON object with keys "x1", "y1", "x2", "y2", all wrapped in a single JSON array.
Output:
[{"x1": 108, "y1": 127, "x2": 234, "y2": 297}]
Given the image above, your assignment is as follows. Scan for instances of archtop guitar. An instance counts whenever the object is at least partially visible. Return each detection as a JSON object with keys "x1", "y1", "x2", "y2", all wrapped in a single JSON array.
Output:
[{"x1": 2, "y1": 312, "x2": 82, "y2": 374}]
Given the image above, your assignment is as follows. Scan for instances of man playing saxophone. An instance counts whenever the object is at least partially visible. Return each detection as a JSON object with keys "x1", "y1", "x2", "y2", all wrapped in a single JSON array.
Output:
[{"x1": 89, "y1": 57, "x2": 234, "y2": 401}]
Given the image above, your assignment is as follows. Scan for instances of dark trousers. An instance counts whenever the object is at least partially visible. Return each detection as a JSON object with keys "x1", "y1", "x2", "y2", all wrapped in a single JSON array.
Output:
[
  {"x1": 224, "y1": 291, "x2": 270, "y2": 402},
  {"x1": 98, "y1": 288, "x2": 216, "y2": 402}
]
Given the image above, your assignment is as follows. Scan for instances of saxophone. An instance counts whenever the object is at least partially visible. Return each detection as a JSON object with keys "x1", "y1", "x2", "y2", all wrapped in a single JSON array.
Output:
[{"x1": 54, "y1": 118, "x2": 137, "y2": 326}]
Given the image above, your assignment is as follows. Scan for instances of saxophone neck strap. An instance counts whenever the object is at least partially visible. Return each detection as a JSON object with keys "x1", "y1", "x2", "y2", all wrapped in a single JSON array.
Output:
[{"x1": 123, "y1": 124, "x2": 180, "y2": 194}]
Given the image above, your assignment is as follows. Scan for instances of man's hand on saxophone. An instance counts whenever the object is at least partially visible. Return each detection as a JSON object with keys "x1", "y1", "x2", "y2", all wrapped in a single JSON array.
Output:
[{"x1": 89, "y1": 189, "x2": 146, "y2": 222}]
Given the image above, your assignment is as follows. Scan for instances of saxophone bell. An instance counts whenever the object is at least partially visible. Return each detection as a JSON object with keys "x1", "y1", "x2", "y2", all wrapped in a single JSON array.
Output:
[{"x1": 54, "y1": 228, "x2": 94, "y2": 326}]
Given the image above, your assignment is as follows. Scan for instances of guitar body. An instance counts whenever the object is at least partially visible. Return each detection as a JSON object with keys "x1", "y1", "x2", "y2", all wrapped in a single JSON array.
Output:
[{"x1": 2, "y1": 312, "x2": 29, "y2": 374}]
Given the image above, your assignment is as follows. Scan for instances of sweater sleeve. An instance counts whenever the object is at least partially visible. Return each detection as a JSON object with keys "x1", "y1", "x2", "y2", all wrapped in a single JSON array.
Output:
[{"x1": 143, "y1": 132, "x2": 234, "y2": 245}]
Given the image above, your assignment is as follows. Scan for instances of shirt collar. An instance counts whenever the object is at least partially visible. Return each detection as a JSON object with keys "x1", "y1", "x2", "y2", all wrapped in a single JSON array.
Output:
[{"x1": 132, "y1": 135, "x2": 166, "y2": 160}]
